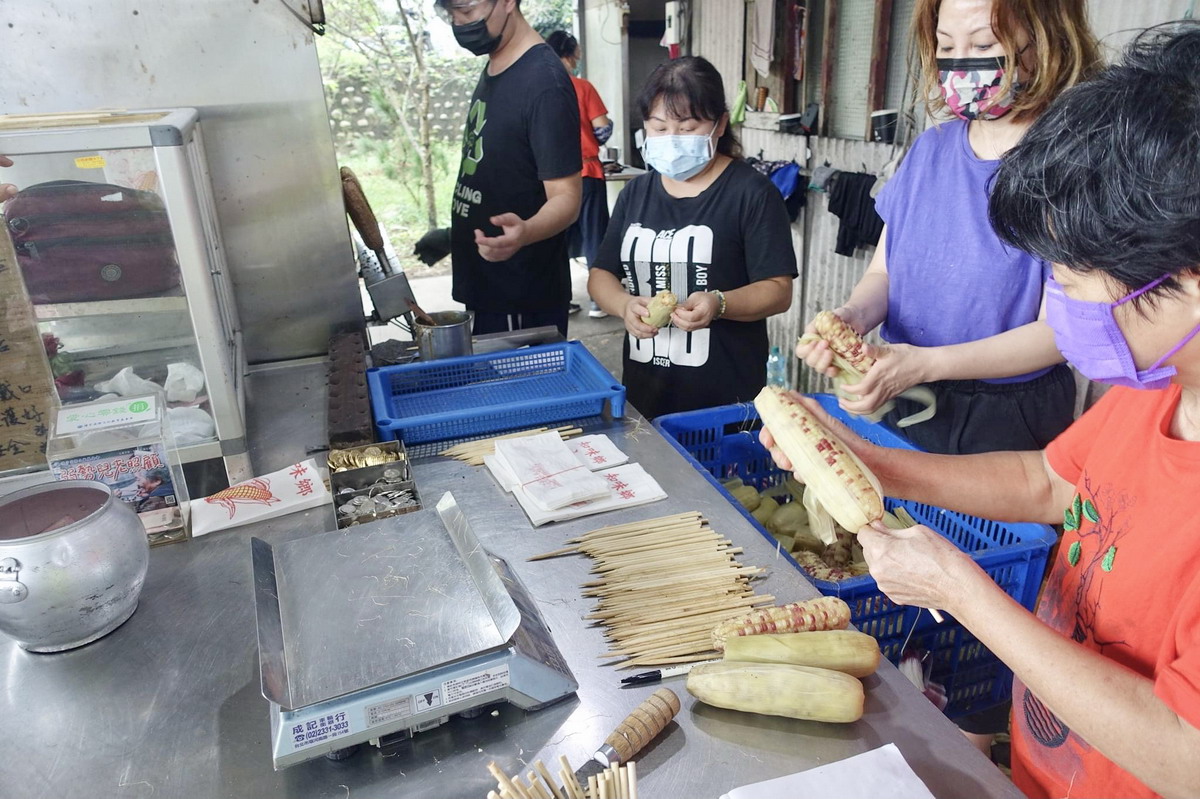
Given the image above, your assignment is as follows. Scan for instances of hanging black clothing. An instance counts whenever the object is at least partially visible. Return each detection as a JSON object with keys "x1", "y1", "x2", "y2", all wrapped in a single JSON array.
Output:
[{"x1": 828, "y1": 171, "x2": 884, "y2": 256}]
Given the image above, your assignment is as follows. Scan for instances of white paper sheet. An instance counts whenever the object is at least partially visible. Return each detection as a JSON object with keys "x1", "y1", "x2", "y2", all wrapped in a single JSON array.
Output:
[
  {"x1": 719, "y1": 743, "x2": 935, "y2": 799},
  {"x1": 509, "y1": 463, "x2": 667, "y2": 526},
  {"x1": 190, "y1": 459, "x2": 329, "y2": 537},
  {"x1": 567, "y1": 434, "x2": 629, "y2": 470},
  {"x1": 493, "y1": 432, "x2": 609, "y2": 511}
]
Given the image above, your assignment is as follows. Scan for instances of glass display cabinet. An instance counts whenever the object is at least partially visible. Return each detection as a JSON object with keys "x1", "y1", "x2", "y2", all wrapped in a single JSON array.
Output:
[{"x1": 0, "y1": 108, "x2": 248, "y2": 483}]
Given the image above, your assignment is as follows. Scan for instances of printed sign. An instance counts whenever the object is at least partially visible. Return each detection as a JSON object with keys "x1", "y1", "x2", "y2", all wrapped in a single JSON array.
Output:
[
  {"x1": 414, "y1": 688, "x2": 442, "y2": 713},
  {"x1": 54, "y1": 395, "x2": 159, "y2": 435},
  {"x1": 49, "y1": 443, "x2": 181, "y2": 537},
  {"x1": 0, "y1": 229, "x2": 56, "y2": 473},
  {"x1": 366, "y1": 695, "x2": 413, "y2": 727},
  {"x1": 289, "y1": 711, "x2": 353, "y2": 750},
  {"x1": 442, "y1": 665, "x2": 510, "y2": 706}
]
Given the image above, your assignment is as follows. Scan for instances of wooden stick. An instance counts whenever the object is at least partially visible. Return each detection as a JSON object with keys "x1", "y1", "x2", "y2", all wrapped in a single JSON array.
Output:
[
  {"x1": 511, "y1": 775, "x2": 536, "y2": 799},
  {"x1": 489, "y1": 761, "x2": 529, "y2": 799},
  {"x1": 628, "y1": 762, "x2": 638, "y2": 799},
  {"x1": 571, "y1": 512, "x2": 703, "y2": 541},
  {"x1": 559, "y1": 755, "x2": 585, "y2": 799},
  {"x1": 527, "y1": 771, "x2": 552, "y2": 799},
  {"x1": 535, "y1": 760, "x2": 566, "y2": 799}
]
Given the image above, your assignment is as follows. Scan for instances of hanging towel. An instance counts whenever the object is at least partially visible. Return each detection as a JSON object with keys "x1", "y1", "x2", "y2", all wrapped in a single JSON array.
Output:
[{"x1": 750, "y1": 0, "x2": 774, "y2": 77}]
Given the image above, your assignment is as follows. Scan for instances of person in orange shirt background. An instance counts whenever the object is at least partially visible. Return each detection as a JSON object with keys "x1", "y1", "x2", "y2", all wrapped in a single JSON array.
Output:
[{"x1": 547, "y1": 30, "x2": 613, "y2": 318}]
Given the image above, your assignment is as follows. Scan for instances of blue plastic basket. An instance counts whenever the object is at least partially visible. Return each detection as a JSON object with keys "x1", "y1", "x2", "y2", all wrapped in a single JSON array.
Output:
[
  {"x1": 654, "y1": 396, "x2": 1056, "y2": 719},
  {"x1": 367, "y1": 342, "x2": 625, "y2": 448}
]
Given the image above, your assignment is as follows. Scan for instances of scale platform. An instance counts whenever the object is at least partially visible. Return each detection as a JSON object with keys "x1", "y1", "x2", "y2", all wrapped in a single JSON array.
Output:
[{"x1": 251, "y1": 491, "x2": 578, "y2": 769}]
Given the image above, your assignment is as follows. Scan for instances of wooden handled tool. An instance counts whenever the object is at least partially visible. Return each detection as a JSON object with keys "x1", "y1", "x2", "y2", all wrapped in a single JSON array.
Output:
[
  {"x1": 573, "y1": 688, "x2": 679, "y2": 786},
  {"x1": 340, "y1": 166, "x2": 439, "y2": 327}
]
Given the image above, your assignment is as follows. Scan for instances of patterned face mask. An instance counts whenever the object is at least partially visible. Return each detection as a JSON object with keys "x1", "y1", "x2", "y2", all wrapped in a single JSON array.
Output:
[{"x1": 936, "y1": 56, "x2": 1020, "y2": 121}]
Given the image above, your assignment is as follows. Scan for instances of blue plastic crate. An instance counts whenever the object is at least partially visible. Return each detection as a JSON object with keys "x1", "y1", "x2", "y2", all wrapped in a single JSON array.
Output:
[
  {"x1": 367, "y1": 342, "x2": 625, "y2": 447},
  {"x1": 654, "y1": 396, "x2": 1056, "y2": 719}
]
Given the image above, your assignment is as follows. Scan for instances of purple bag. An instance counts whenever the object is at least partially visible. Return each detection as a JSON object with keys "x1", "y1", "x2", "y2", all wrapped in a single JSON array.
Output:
[{"x1": 4, "y1": 180, "x2": 181, "y2": 304}]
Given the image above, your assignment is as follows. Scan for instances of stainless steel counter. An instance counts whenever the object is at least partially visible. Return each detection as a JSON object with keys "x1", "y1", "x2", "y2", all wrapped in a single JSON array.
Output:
[{"x1": 0, "y1": 360, "x2": 1020, "y2": 799}]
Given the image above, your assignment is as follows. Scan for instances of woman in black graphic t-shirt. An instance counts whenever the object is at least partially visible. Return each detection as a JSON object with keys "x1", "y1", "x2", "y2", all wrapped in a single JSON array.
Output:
[{"x1": 588, "y1": 57, "x2": 798, "y2": 419}]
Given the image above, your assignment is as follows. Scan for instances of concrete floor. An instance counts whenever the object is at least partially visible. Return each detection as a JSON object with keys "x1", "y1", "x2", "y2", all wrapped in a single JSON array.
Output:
[{"x1": 367, "y1": 260, "x2": 628, "y2": 380}]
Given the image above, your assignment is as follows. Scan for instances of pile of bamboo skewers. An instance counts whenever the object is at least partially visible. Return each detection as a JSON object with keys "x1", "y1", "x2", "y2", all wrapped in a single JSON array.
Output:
[
  {"x1": 439, "y1": 425, "x2": 583, "y2": 466},
  {"x1": 530, "y1": 511, "x2": 772, "y2": 668},
  {"x1": 487, "y1": 757, "x2": 637, "y2": 799}
]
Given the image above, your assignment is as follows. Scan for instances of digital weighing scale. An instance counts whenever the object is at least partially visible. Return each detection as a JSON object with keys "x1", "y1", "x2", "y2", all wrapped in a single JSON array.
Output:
[{"x1": 251, "y1": 492, "x2": 578, "y2": 769}]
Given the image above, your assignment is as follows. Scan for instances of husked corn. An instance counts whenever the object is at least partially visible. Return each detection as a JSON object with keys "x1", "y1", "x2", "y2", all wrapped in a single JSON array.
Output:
[
  {"x1": 813, "y1": 311, "x2": 875, "y2": 373},
  {"x1": 723, "y1": 630, "x2": 881, "y2": 677},
  {"x1": 711, "y1": 596, "x2": 851, "y2": 650},
  {"x1": 753, "y1": 385, "x2": 885, "y2": 534},
  {"x1": 686, "y1": 661, "x2": 864, "y2": 723},
  {"x1": 642, "y1": 290, "x2": 678, "y2": 328}
]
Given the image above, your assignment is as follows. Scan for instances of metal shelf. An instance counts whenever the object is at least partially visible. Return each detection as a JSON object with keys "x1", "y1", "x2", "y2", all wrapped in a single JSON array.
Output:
[{"x1": 33, "y1": 296, "x2": 190, "y2": 321}]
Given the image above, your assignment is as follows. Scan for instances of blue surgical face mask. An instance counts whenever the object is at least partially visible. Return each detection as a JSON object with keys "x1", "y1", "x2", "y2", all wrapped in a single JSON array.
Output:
[{"x1": 640, "y1": 124, "x2": 717, "y2": 181}]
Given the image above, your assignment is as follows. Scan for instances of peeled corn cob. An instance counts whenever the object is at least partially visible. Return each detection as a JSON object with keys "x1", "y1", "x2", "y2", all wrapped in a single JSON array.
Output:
[
  {"x1": 642, "y1": 290, "x2": 678, "y2": 328},
  {"x1": 798, "y1": 310, "x2": 936, "y2": 428},
  {"x1": 728, "y1": 484, "x2": 761, "y2": 511},
  {"x1": 686, "y1": 661, "x2": 864, "y2": 723},
  {"x1": 791, "y1": 549, "x2": 870, "y2": 583},
  {"x1": 723, "y1": 630, "x2": 881, "y2": 677},
  {"x1": 814, "y1": 310, "x2": 876, "y2": 372},
  {"x1": 751, "y1": 495, "x2": 779, "y2": 525},
  {"x1": 753, "y1": 385, "x2": 884, "y2": 534},
  {"x1": 711, "y1": 595, "x2": 850, "y2": 650}
]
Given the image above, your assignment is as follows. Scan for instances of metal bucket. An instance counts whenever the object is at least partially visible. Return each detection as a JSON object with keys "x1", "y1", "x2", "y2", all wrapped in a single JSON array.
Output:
[
  {"x1": 0, "y1": 480, "x2": 150, "y2": 652},
  {"x1": 414, "y1": 310, "x2": 474, "y2": 361}
]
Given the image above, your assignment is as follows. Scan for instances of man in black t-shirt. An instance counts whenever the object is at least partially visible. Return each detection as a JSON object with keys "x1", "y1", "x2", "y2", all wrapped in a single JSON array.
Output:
[{"x1": 438, "y1": 0, "x2": 582, "y2": 337}]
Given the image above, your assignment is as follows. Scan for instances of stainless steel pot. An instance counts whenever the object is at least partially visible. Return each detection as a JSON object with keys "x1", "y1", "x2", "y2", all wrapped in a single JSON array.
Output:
[{"x1": 0, "y1": 480, "x2": 150, "y2": 652}]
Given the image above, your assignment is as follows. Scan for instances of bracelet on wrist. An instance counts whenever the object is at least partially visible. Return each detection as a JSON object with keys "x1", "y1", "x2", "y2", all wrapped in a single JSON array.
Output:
[{"x1": 710, "y1": 289, "x2": 726, "y2": 320}]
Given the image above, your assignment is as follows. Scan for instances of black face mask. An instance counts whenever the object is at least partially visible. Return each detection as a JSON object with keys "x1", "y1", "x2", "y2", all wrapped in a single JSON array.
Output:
[{"x1": 453, "y1": 2, "x2": 508, "y2": 56}]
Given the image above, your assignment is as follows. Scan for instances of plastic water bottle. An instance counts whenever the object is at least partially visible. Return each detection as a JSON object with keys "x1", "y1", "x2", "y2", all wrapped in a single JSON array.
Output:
[{"x1": 766, "y1": 346, "x2": 787, "y2": 388}]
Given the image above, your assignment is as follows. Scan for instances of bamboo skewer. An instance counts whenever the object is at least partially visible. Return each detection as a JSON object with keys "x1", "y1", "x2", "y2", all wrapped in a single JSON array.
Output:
[
  {"x1": 489, "y1": 758, "x2": 638, "y2": 799},
  {"x1": 439, "y1": 426, "x2": 583, "y2": 465},
  {"x1": 526, "y1": 510, "x2": 774, "y2": 667}
]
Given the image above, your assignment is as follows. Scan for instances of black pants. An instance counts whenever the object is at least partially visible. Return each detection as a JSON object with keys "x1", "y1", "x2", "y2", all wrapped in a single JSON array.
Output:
[
  {"x1": 887, "y1": 364, "x2": 1076, "y2": 455},
  {"x1": 566, "y1": 175, "x2": 610, "y2": 265},
  {"x1": 888, "y1": 364, "x2": 1075, "y2": 734},
  {"x1": 470, "y1": 309, "x2": 569, "y2": 339}
]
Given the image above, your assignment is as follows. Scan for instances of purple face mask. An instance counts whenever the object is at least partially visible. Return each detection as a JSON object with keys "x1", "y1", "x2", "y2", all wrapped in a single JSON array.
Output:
[{"x1": 1044, "y1": 275, "x2": 1200, "y2": 390}]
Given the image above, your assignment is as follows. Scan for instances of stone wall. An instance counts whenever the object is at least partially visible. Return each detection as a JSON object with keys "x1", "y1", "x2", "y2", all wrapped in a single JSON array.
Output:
[{"x1": 326, "y1": 75, "x2": 473, "y2": 146}]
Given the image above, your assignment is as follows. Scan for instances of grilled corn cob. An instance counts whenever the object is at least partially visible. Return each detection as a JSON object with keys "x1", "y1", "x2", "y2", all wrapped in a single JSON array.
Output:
[
  {"x1": 711, "y1": 596, "x2": 850, "y2": 650},
  {"x1": 753, "y1": 385, "x2": 885, "y2": 534},
  {"x1": 798, "y1": 310, "x2": 936, "y2": 428},
  {"x1": 641, "y1": 290, "x2": 678, "y2": 328}
]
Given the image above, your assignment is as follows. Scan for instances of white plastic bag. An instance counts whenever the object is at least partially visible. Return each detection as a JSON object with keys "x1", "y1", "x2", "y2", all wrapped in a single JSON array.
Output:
[
  {"x1": 94, "y1": 366, "x2": 162, "y2": 397},
  {"x1": 167, "y1": 407, "x2": 216, "y2": 445},
  {"x1": 164, "y1": 362, "x2": 206, "y2": 403}
]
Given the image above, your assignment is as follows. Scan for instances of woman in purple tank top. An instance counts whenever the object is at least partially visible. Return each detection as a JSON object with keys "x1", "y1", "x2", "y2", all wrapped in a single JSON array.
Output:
[
  {"x1": 794, "y1": 0, "x2": 1102, "y2": 755},
  {"x1": 797, "y1": 0, "x2": 1102, "y2": 458}
]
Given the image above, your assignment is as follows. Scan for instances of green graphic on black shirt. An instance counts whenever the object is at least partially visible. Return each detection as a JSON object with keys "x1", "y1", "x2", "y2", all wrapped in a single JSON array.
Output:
[{"x1": 460, "y1": 99, "x2": 487, "y2": 178}]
